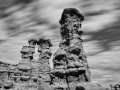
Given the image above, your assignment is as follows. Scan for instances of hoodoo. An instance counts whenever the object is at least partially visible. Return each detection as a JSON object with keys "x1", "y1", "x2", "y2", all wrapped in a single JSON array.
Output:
[
  {"x1": 50, "y1": 8, "x2": 91, "y2": 90},
  {"x1": 0, "y1": 8, "x2": 109, "y2": 90}
]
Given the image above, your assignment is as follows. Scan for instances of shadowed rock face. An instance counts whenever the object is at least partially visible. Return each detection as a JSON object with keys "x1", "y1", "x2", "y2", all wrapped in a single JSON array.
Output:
[{"x1": 3, "y1": 80, "x2": 14, "y2": 89}]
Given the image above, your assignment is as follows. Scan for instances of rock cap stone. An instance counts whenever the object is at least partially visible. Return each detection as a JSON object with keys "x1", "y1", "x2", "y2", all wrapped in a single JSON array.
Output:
[
  {"x1": 59, "y1": 8, "x2": 84, "y2": 24},
  {"x1": 28, "y1": 38, "x2": 37, "y2": 44},
  {"x1": 37, "y1": 38, "x2": 53, "y2": 47}
]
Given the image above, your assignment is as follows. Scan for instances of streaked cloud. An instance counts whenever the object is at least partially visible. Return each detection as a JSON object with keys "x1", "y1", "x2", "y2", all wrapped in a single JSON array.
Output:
[{"x1": 0, "y1": 0, "x2": 120, "y2": 87}]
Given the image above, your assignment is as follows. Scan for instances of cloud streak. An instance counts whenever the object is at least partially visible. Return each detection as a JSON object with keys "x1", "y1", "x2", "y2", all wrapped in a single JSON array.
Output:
[{"x1": 0, "y1": 0, "x2": 120, "y2": 87}]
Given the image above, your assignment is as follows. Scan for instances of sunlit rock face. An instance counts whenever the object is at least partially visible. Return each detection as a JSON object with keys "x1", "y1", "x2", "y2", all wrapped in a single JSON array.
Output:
[{"x1": 0, "y1": 0, "x2": 120, "y2": 87}]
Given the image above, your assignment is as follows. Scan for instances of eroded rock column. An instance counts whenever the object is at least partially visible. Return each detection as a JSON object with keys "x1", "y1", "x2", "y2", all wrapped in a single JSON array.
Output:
[
  {"x1": 28, "y1": 38, "x2": 39, "y2": 82},
  {"x1": 17, "y1": 38, "x2": 38, "y2": 83},
  {"x1": 17, "y1": 46, "x2": 31, "y2": 83},
  {"x1": 51, "y1": 44, "x2": 68, "y2": 89},
  {"x1": 37, "y1": 38, "x2": 52, "y2": 84},
  {"x1": 50, "y1": 8, "x2": 91, "y2": 90}
]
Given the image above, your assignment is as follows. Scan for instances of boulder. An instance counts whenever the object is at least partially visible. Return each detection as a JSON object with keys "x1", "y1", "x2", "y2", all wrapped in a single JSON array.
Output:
[
  {"x1": 31, "y1": 76, "x2": 38, "y2": 82},
  {"x1": 3, "y1": 80, "x2": 13, "y2": 89}
]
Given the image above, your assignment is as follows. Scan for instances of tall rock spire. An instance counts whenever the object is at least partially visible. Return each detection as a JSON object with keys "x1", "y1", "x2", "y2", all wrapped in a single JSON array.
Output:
[
  {"x1": 37, "y1": 38, "x2": 53, "y2": 84},
  {"x1": 17, "y1": 38, "x2": 38, "y2": 83},
  {"x1": 50, "y1": 8, "x2": 91, "y2": 90},
  {"x1": 37, "y1": 38, "x2": 52, "y2": 64}
]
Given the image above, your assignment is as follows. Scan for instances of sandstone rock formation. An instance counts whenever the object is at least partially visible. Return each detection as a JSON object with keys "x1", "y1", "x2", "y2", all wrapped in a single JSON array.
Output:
[
  {"x1": 50, "y1": 8, "x2": 107, "y2": 90},
  {"x1": 37, "y1": 38, "x2": 53, "y2": 90},
  {"x1": 0, "y1": 8, "x2": 110, "y2": 90},
  {"x1": 50, "y1": 8, "x2": 91, "y2": 90},
  {"x1": 17, "y1": 38, "x2": 39, "y2": 83},
  {"x1": 28, "y1": 38, "x2": 39, "y2": 82},
  {"x1": 37, "y1": 38, "x2": 52, "y2": 64}
]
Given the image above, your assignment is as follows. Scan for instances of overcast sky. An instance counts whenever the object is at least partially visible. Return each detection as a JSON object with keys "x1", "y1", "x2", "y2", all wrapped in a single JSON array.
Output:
[{"x1": 0, "y1": 0, "x2": 120, "y2": 88}]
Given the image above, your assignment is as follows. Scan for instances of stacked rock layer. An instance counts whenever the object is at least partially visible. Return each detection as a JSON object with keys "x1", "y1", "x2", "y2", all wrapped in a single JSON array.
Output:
[
  {"x1": 17, "y1": 38, "x2": 38, "y2": 83},
  {"x1": 37, "y1": 38, "x2": 52, "y2": 84},
  {"x1": 50, "y1": 8, "x2": 91, "y2": 90},
  {"x1": 0, "y1": 8, "x2": 109, "y2": 90}
]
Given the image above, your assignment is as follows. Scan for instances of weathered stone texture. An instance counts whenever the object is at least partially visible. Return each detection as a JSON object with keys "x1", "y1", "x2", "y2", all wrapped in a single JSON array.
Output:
[
  {"x1": 50, "y1": 8, "x2": 91, "y2": 90},
  {"x1": 0, "y1": 8, "x2": 109, "y2": 90}
]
